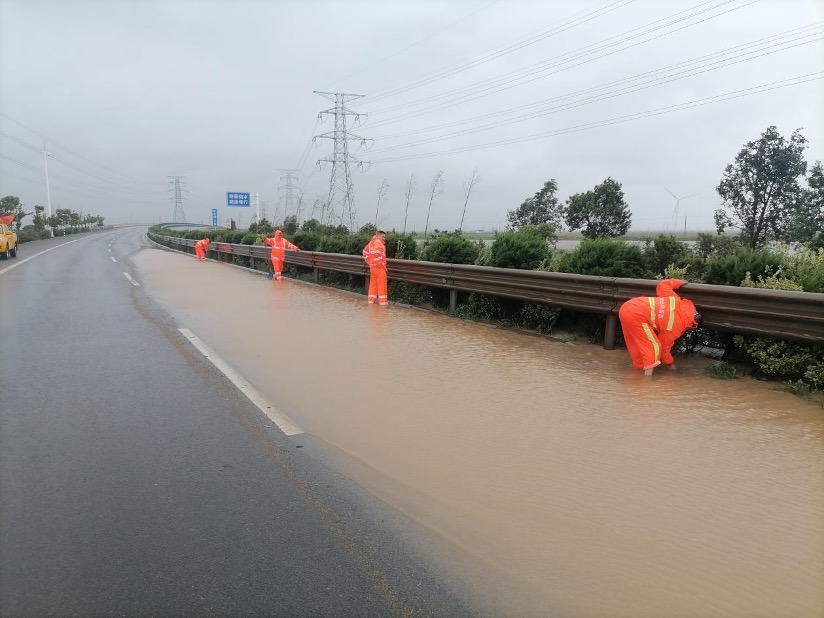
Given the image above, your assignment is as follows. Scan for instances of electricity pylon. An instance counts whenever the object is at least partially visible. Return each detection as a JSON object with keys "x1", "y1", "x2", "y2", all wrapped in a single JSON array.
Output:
[
  {"x1": 277, "y1": 169, "x2": 301, "y2": 219},
  {"x1": 168, "y1": 176, "x2": 187, "y2": 222},
  {"x1": 313, "y1": 91, "x2": 371, "y2": 230}
]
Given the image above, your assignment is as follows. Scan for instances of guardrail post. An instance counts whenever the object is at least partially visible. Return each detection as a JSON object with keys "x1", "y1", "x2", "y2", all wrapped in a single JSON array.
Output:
[
  {"x1": 449, "y1": 289, "x2": 457, "y2": 312},
  {"x1": 365, "y1": 273, "x2": 370, "y2": 295},
  {"x1": 314, "y1": 268, "x2": 319, "y2": 283},
  {"x1": 604, "y1": 314, "x2": 618, "y2": 350}
]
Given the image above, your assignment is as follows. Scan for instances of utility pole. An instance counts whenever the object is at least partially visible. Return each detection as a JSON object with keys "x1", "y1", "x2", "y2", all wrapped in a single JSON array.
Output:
[
  {"x1": 42, "y1": 140, "x2": 54, "y2": 237},
  {"x1": 168, "y1": 176, "x2": 187, "y2": 222},
  {"x1": 254, "y1": 193, "x2": 260, "y2": 229},
  {"x1": 313, "y1": 91, "x2": 371, "y2": 231},
  {"x1": 277, "y1": 169, "x2": 301, "y2": 219}
]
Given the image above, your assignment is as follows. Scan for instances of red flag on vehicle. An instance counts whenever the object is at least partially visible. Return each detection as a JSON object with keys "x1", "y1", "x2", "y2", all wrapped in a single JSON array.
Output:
[{"x1": 0, "y1": 214, "x2": 15, "y2": 225}]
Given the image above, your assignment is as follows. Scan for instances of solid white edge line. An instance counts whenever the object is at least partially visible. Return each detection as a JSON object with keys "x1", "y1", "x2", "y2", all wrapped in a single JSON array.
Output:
[
  {"x1": 122, "y1": 272, "x2": 139, "y2": 286},
  {"x1": 178, "y1": 328, "x2": 304, "y2": 436},
  {"x1": 0, "y1": 236, "x2": 89, "y2": 275}
]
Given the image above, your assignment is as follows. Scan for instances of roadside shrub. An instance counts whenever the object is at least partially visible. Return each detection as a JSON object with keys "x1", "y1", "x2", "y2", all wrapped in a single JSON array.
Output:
[
  {"x1": 456, "y1": 294, "x2": 560, "y2": 334},
  {"x1": 317, "y1": 235, "x2": 346, "y2": 254},
  {"x1": 344, "y1": 233, "x2": 372, "y2": 256},
  {"x1": 703, "y1": 247, "x2": 785, "y2": 286},
  {"x1": 695, "y1": 232, "x2": 740, "y2": 258},
  {"x1": 644, "y1": 234, "x2": 691, "y2": 277},
  {"x1": 488, "y1": 231, "x2": 549, "y2": 270},
  {"x1": 735, "y1": 335, "x2": 824, "y2": 388},
  {"x1": 290, "y1": 231, "x2": 322, "y2": 251},
  {"x1": 518, "y1": 223, "x2": 558, "y2": 244},
  {"x1": 705, "y1": 361, "x2": 738, "y2": 380},
  {"x1": 421, "y1": 232, "x2": 480, "y2": 264},
  {"x1": 17, "y1": 225, "x2": 51, "y2": 242},
  {"x1": 389, "y1": 281, "x2": 430, "y2": 305},
  {"x1": 559, "y1": 238, "x2": 648, "y2": 278},
  {"x1": 732, "y1": 271, "x2": 823, "y2": 389},
  {"x1": 783, "y1": 247, "x2": 824, "y2": 293},
  {"x1": 740, "y1": 271, "x2": 802, "y2": 291},
  {"x1": 385, "y1": 232, "x2": 419, "y2": 260}
]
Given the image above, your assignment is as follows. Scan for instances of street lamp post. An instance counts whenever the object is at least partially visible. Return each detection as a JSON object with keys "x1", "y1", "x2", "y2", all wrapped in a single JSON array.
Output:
[{"x1": 43, "y1": 140, "x2": 54, "y2": 237}]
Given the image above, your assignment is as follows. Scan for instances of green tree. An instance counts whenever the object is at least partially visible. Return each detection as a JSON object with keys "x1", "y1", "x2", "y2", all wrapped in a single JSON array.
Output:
[
  {"x1": 714, "y1": 126, "x2": 808, "y2": 249},
  {"x1": 506, "y1": 179, "x2": 563, "y2": 230},
  {"x1": 786, "y1": 160, "x2": 823, "y2": 248},
  {"x1": 0, "y1": 196, "x2": 30, "y2": 230},
  {"x1": 249, "y1": 218, "x2": 273, "y2": 234},
  {"x1": 564, "y1": 177, "x2": 631, "y2": 239}
]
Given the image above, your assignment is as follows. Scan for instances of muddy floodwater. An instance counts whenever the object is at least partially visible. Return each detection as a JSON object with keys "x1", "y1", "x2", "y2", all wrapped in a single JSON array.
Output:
[{"x1": 133, "y1": 248, "x2": 824, "y2": 618}]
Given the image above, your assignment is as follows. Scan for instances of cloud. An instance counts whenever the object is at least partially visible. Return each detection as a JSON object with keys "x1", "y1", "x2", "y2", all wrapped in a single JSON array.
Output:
[{"x1": 1, "y1": 0, "x2": 822, "y2": 231}]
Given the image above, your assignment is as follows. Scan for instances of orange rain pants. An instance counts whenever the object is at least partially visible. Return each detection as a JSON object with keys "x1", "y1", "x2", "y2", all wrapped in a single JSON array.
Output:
[
  {"x1": 619, "y1": 298, "x2": 666, "y2": 370},
  {"x1": 367, "y1": 266, "x2": 388, "y2": 306}
]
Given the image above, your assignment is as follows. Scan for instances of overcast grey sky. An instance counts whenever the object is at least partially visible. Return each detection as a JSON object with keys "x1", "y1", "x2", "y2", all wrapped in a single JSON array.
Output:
[{"x1": 1, "y1": 0, "x2": 822, "y2": 233}]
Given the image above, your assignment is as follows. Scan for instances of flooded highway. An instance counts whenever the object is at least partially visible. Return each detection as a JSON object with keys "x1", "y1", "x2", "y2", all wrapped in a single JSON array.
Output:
[{"x1": 133, "y1": 246, "x2": 824, "y2": 617}]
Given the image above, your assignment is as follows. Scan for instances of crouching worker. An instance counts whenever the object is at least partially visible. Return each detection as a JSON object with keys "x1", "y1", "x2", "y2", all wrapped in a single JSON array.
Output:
[
  {"x1": 262, "y1": 230, "x2": 299, "y2": 281},
  {"x1": 194, "y1": 237, "x2": 210, "y2": 260},
  {"x1": 618, "y1": 278, "x2": 702, "y2": 376}
]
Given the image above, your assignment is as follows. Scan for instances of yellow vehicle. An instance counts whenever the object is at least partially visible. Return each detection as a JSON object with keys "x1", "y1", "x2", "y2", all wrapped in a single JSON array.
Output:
[{"x1": 0, "y1": 219, "x2": 18, "y2": 259}]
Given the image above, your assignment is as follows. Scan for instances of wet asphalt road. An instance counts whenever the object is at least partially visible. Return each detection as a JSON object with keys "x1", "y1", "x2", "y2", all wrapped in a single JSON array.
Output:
[{"x1": 0, "y1": 228, "x2": 473, "y2": 617}]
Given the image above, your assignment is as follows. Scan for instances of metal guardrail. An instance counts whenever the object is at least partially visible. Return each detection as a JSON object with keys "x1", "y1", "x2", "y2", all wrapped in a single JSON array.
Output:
[{"x1": 148, "y1": 232, "x2": 824, "y2": 346}]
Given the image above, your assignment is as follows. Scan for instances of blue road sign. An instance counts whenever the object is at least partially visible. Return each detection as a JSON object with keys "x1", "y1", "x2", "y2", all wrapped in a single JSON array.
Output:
[
  {"x1": 211, "y1": 208, "x2": 218, "y2": 227},
  {"x1": 227, "y1": 192, "x2": 250, "y2": 207}
]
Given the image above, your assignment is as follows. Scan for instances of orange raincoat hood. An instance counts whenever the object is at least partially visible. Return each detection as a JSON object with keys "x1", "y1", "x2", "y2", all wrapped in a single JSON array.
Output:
[{"x1": 678, "y1": 297, "x2": 699, "y2": 329}]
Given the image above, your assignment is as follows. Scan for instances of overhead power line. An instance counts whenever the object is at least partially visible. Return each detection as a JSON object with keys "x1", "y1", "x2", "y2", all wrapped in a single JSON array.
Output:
[
  {"x1": 367, "y1": 27, "x2": 823, "y2": 154},
  {"x1": 368, "y1": 72, "x2": 824, "y2": 163},
  {"x1": 329, "y1": 0, "x2": 504, "y2": 85},
  {"x1": 366, "y1": 0, "x2": 756, "y2": 121},
  {"x1": 371, "y1": 22, "x2": 823, "y2": 141},
  {"x1": 0, "y1": 152, "x2": 164, "y2": 198},
  {"x1": 0, "y1": 112, "x2": 164, "y2": 188},
  {"x1": 366, "y1": 0, "x2": 637, "y2": 103}
]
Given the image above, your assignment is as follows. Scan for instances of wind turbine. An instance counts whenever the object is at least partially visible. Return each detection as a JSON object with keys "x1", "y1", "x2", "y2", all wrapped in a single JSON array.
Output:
[{"x1": 664, "y1": 187, "x2": 701, "y2": 235}]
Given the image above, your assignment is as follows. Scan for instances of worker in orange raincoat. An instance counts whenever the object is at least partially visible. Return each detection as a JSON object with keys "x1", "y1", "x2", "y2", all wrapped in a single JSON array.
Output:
[
  {"x1": 194, "y1": 237, "x2": 210, "y2": 260},
  {"x1": 262, "y1": 230, "x2": 299, "y2": 281},
  {"x1": 618, "y1": 278, "x2": 702, "y2": 376},
  {"x1": 362, "y1": 230, "x2": 388, "y2": 305}
]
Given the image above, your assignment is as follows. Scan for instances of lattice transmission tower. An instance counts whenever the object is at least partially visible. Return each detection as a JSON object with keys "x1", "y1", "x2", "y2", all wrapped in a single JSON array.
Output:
[
  {"x1": 168, "y1": 175, "x2": 188, "y2": 222},
  {"x1": 277, "y1": 169, "x2": 301, "y2": 220},
  {"x1": 313, "y1": 91, "x2": 371, "y2": 230}
]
